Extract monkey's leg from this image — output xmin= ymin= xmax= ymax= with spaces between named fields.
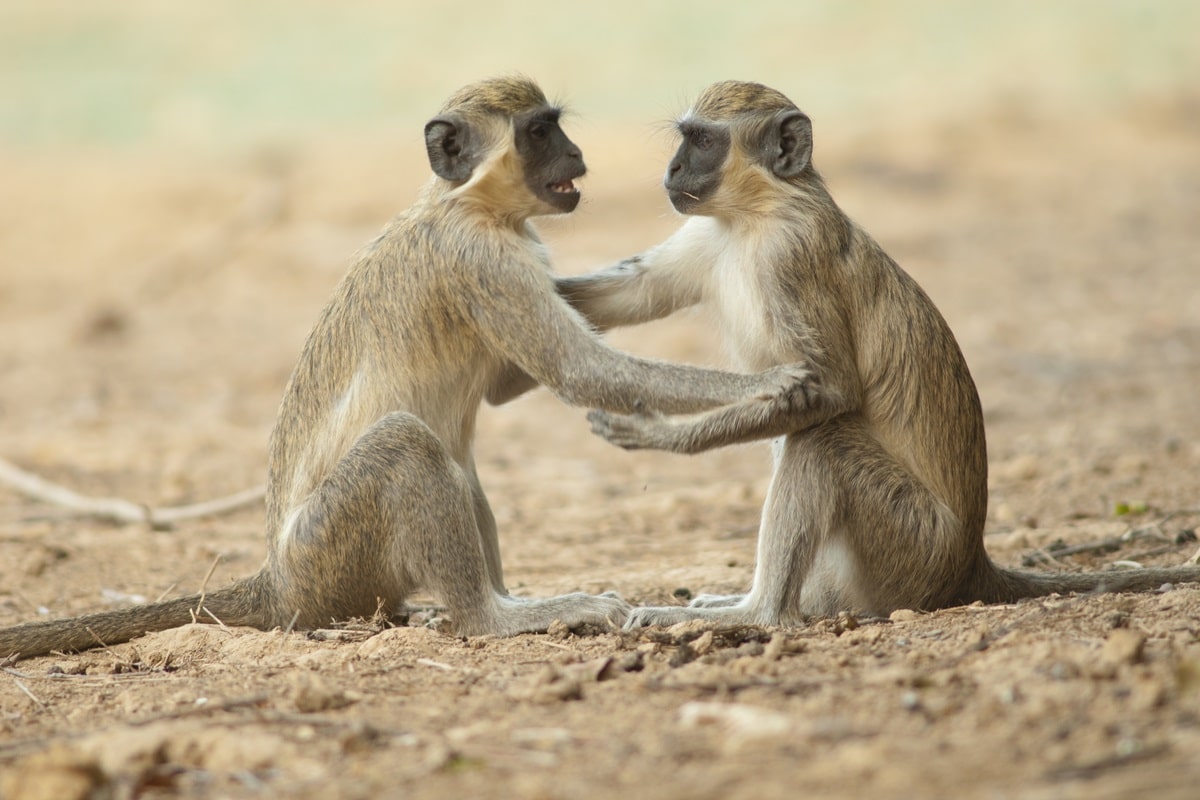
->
xmin=624 ymin=438 xmax=817 ymax=628
xmin=804 ymin=420 xmax=970 ymax=614
xmin=280 ymin=412 xmax=628 ymax=635
xmin=464 ymin=461 xmax=507 ymax=595
xmin=273 ymin=412 xmax=469 ymax=627
xmin=625 ymin=418 xmax=965 ymax=628
xmin=741 ymin=419 xmax=967 ymax=619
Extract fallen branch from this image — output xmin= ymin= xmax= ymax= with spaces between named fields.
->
xmin=0 ymin=456 xmax=264 ymax=528
xmin=1021 ymin=514 xmax=1200 ymax=568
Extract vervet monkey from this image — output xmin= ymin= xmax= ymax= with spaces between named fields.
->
xmin=0 ymin=77 xmax=806 ymax=661
xmin=565 ymin=80 xmax=1200 ymax=627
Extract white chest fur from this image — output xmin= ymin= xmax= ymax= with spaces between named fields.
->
xmin=709 ymin=231 xmax=776 ymax=370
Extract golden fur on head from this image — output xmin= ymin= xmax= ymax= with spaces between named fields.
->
xmin=690 ymin=80 xmax=797 ymax=121
xmin=439 ymin=75 xmax=549 ymax=117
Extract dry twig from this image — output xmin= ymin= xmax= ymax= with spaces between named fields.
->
xmin=6 ymin=674 xmax=51 ymax=715
xmin=0 ymin=456 xmax=264 ymax=528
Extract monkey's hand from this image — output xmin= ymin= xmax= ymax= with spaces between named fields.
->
xmin=587 ymin=408 xmax=675 ymax=452
xmin=750 ymin=362 xmax=818 ymax=410
xmin=589 ymin=362 xmax=826 ymax=454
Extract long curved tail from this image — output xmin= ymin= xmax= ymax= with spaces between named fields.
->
xmin=964 ymin=558 xmax=1200 ymax=604
xmin=0 ymin=573 xmax=272 ymax=662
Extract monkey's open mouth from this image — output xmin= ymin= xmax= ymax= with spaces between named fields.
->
xmin=541 ymin=175 xmax=583 ymax=213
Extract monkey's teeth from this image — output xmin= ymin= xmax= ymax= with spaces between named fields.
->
xmin=550 ymin=181 xmax=577 ymax=193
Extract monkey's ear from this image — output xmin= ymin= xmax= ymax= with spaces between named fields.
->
xmin=766 ymin=110 xmax=813 ymax=179
xmin=424 ymin=116 xmax=475 ymax=182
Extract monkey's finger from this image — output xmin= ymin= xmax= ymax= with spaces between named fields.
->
xmin=623 ymin=606 xmax=691 ymax=629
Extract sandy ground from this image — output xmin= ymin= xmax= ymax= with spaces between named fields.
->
xmin=1 ymin=93 xmax=1199 ymax=798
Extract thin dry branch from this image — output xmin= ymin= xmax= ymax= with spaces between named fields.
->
xmin=0 ymin=456 xmax=264 ymax=528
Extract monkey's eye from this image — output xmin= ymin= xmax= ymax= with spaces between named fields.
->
xmin=529 ymin=122 xmax=548 ymax=140
xmin=692 ymin=131 xmax=713 ymax=150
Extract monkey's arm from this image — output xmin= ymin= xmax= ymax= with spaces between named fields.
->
xmin=557 ymin=226 xmax=710 ymax=331
xmin=489 ymin=253 xmax=691 ymax=403
xmin=557 ymin=255 xmax=702 ymax=332
xmin=473 ymin=262 xmax=802 ymax=416
xmin=588 ymin=379 xmax=847 ymax=454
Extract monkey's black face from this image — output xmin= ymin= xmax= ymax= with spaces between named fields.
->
xmin=515 ymin=107 xmax=586 ymax=214
xmin=665 ymin=121 xmax=730 ymax=214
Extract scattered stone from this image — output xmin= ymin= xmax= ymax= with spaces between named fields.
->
xmin=735 ymin=640 xmax=765 ymax=658
xmin=596 ymin=651 xmax=645 ymax=680
xmin=339 ymin=722 xmax=385 ymax=755
xmin=762 ymin=633 xmax=806 ymax=660
xmin=668 ymin=642 xmax=698 ymax=668
xmin=1099 ymin=629 xmax=1146 ymax=668
xmin=666 ymin=618 xmax=713 ymax=639
xmin=1105 ymin=610 xmax=1130 ymax=629
xmin=690 ymin=630 xmax=715 ymax=656
xmin=546 ymin=620 xmax=572 ymax=640
xmin=290 ymin=672 xmax=356 ymax=713
xmin=520 ymin=665 xmax=584 ymax=703
xmin=48 ymin=661 xmax=89 ymax=676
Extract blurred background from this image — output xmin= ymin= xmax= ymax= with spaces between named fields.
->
xmin=2 ymin=0 xmax=1197 ymax=149
xmin=0 ymin=0 xmax=1195 ymax=148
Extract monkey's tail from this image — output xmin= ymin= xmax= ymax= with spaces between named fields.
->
xmin=0 ymin=573 xmax=273 ymax=662
xmin=963 ymin=557 xmax=1200 ymax=604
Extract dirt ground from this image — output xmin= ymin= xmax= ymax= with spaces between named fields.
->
xmin=1 ymin=87 xmax=1199 ymax=798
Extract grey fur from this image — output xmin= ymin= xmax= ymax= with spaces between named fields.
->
xmin=567 ymin=81 xmax=1200 ymax=628
xmin=0 ymin=77 xmax=807 ymax=662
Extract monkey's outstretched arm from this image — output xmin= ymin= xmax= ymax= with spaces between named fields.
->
xmin=473 ymin=261 xmax=803 ymax=416
xmin=494 ymin=252 xmax=694 ymax=404
xmin=488 ymin=236 xmax=712 ymax=406
xmin=588 ymin=376 xmax=848 ymax=454
xmin=557 ymin=226 xmax=710 ymax=331
xmin=558 ymin=256 xmax=701 ymax=331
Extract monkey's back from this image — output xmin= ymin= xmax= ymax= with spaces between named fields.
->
xmin=848 ymin=231 xmax=989 ymax=538
xmin=264 ymin=203 xmax=512 ymax=538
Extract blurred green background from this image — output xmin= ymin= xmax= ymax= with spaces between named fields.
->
xmin=1 ymin=0 xmax=1196 ymax=150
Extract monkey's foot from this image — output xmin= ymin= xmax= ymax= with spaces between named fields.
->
xmin=688 ymin=593 xmax=745 ymax=609
xmin=623 ymin=604 xmax=756 ymax=629
xmin=486 ymin=591 xmax=631 ymax=636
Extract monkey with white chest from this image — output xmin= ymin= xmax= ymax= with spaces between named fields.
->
xmin=567 ymin=80 xmax=1200 ymax=626
xmin=0 ymin=77 xmax=807 ymax=661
